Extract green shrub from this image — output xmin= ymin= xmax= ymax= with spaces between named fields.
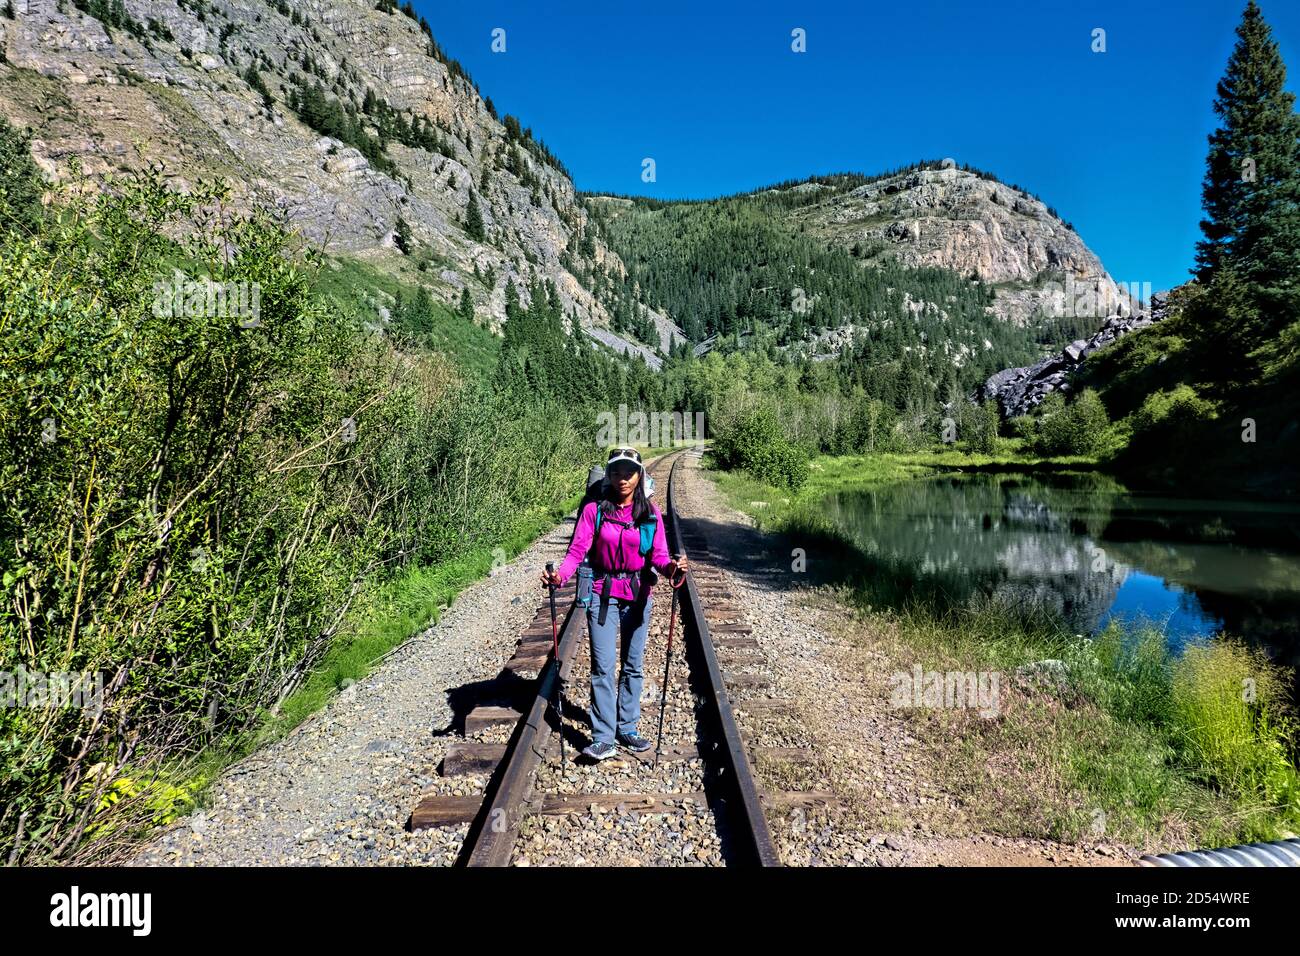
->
xmin=711 ymin=405 xmax=808 ymax=491
xmin=1028 ymin=388 xmax=1111 ymax=456
xmin=0 ymin=116 xmax=44 ymax=236
xmin=1064 ymin=388 xmax=1111 ymax=455
xmin=1009 ymin=414 xmax=1036 ymax=442
xmin=1121 ymin=384 xmax=1218 ymax=467
xmin=962 ymin=399 xmax=1001 ymax=454
xmin=833 ymin=396 xmax=892 ymax=455
xmin=0 ymin=171 xmax=598 ymax=862
xmin=1029 ymin=392 xmax=1068 ymax=455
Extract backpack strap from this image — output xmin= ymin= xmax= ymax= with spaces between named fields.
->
xmin=590 ymin=507 xmax=657 ymax=564
xmin=637 ymin=515 xmax=657 ymax=557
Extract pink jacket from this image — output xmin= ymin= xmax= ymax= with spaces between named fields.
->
xmin=556 ymin=500 xmax=673 ymax=602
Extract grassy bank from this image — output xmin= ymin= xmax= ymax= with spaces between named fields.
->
xmin=709 ymin=447 xmax=1096 ymax=528
xmin=707 ymin=449 xmax=1300 ymax=848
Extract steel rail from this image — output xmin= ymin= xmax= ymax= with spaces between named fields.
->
xmin=457 ymin=449 xmax=780 ymax=866
xmin=459 ymin=593 xmax=583 ymax=866
xmin=665 ymin=453 xmax=782 ymax=866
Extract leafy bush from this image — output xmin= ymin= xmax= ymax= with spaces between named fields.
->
xmin=1120 ymin=384 xmax=1218 ymax=468
xmin=711 ymin=405 xmax=808 ymax=491
xmin=0 ymin=172 xmax=597 ymax=862
xmin=1028 ymin=388 xmax=1111 ymax=456
xmin=962 ymin=399 xmax=1001 ymax=454
xmin=1008 ymin=414 xmax=1036 ymax=442
xmin=0 ymin=116 xmax=44 ymax=237
xmin=1064 ymin=388 xmax=1111 ymax=455
xmin=832 ymin=396 xmax=892 ymax=455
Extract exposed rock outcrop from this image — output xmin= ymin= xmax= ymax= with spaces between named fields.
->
xmin=791 ymin=166 xmax=1131 ymax=327
xmin=976 ymin=293 xmax=1170 ymax=417
xmin=0 ymin=0 xmax=680 ymax=363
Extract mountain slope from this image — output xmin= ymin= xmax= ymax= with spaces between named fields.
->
xmin=0 ymin=0 xmax=680 ymax=364
xmin=589 ymin=163 xmax=1134 ymax=396
xmin=788 ymin=164 xmax=1128 ymax=328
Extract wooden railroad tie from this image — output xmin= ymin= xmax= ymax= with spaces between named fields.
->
xmin=465 ymin=705 xmax=523 ymax=734
xmin=715 ymin=638 xmax=760 ymax=652
xmin=724 ymin=672 xmax=772 ymax=691
xmin=410 ymin=788 xmax=839 ymax=829
xmin=442 ymin=741 xmax=507 ymax=776
xmin=444 ymin=737 xmax=701 ymax=777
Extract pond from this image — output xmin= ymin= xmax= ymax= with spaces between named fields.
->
xmin=822 ymin=472 xmax=1300 ymax=676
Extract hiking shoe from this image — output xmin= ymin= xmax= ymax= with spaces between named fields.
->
xmin=582 ymin=740 xmax=617 ymax=761
xmin=617 ymin=732 xmax=652 ymax=753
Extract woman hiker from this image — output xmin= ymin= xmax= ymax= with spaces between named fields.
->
xmin=540 ymin=448 xmax=688 ymax=760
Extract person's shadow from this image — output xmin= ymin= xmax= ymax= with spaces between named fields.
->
xmin=431 ymin=667 xmax=591 ymax=750
xmin=431 ymin=668 xmax=533 ymax=738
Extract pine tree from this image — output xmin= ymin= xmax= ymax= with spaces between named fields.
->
xmin=394 ymin=216 xmax=412 ymax=254
xmin=465 ymin=190 xmax=485 ymax=241
xmin=458 ymin=287 xmax=474 ymax=323
xmin=504 ymin=279 xmax=521 ymax=322
xmin=0 ymin=116 xmax=44 ymax=236
xmin=243 ymin=65 xmax=274 ymax=110
xmin=1195 ymin=0 xmax=1300 ymax=309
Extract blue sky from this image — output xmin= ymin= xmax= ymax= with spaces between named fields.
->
xmin=417 ymin=0 xmax=1299 ymax=293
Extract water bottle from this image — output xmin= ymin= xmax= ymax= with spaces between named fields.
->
xmin=576 ymin=559 xmax=594 ymax=607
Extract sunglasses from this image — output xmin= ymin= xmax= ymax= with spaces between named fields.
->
xmin=607 ymin=447 xmax=642 ymax=463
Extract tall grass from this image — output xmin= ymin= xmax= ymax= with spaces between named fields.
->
xmin=1068 ymin=628 xmax=1300 ymax=841
xmin=1169 ymin=642 xmax=1300 ymax=831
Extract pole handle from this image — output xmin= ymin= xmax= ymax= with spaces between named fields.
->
xmin=670 ymin=552 xmax=687 ymax=588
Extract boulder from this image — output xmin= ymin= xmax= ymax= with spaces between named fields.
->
xmin=976 ymin=293 xmax=1169 ymax=417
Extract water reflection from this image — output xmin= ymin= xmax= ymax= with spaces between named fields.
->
xmin=823 ymin=473 xmax=1300 ymax=674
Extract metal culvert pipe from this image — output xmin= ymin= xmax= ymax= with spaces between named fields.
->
xmin=1140 ymin=838 xmax=1300 ymax=867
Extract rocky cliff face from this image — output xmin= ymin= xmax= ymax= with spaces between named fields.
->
xmin=791 ymin=165 xmax=1129 ymax=327
xmin=976 ymin=293 xmax=1170 ymax=417
xmin=0 ymin=0 xmax=679 ymax=364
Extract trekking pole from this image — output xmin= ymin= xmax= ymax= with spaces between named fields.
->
xmin=546 ymin=562 xmax=566 ymax=765
xmin=654 ymin=555 xmax=688 ymax=768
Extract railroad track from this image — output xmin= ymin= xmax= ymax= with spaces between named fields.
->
xmin=408 ymin=449 xmax=833 ymax=866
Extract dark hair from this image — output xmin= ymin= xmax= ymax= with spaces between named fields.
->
xmin=599 ymin=469 xmax=651 ymax=526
